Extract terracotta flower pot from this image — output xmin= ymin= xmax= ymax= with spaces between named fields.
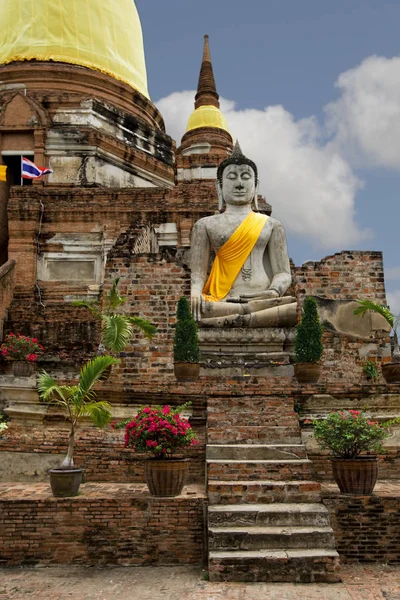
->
xmin=382 ymin=363 xmax=400 ymax=384
xmin=174 ymin=362 xmax=200 ymax=382
xmin=332 ymin=456 xmax=378 ymax=495
xmin=294 ymin=362 xmax=321 ymax=384
xmin=48 ymin=467 xmax=84 ymax=497
xmin=12 ymin=360 xmax=35 ymax=377
xmin=144 ymin=458 xmax=188 ymax=497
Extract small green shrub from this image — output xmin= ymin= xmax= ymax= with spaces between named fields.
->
xmin=294 ymin=296 xmax=323 ymax=363
xmin=173 ymin=297 xmax=200 ymax=363
xmin=363 ymin=360 xmax=379 ymax=380
xmin=309 ymin=410 xmax=397 ymax=458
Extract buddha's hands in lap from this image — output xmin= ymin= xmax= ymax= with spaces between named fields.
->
xmin=240 ymin=289 xmax=280 ymax=300
xmin=191 ymin=294 xmax=205 ymax=321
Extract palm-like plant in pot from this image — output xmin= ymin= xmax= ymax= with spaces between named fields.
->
xmin=38 ymin=355 xmax=118 ymax=497
xmin=73 ymin=278 xmax=156 ymax=376
xmin=294 ymin=296 xmax=323 ymax=383
xmin=354 ymin=299 xmax=400 ymax=383
xmin=173 ymin=296 xmax=200 ymax=382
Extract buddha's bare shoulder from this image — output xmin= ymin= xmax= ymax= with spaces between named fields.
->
xmin=193 ymin=214 xmax=223 ymax=229
xmin=267 ymin=216 xmax=285 ymax=231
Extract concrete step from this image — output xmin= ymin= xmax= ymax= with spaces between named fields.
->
xmin=208 ymin=480 xmax=321 ymax=505
xmin=207 ymin=459 xmax=313 ymax=481
xmin=208 ymin=549 xmax=341 ymax=583
xmin=209 ymin=525 xmax=336 ymax=551
xmin=206 ymin=444 xmax=308 ymax=460
xmin=208 ymin=503 xmax=331 ymax=528
xmin=207 ymin=426 xmax=301 ymax=445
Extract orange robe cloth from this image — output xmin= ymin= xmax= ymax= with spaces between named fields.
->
xmin=202 ymin=211 xmax=268 ymax=302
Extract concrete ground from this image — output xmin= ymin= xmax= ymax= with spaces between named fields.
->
xmin=1 ymin=563 xmax=400 ymax=600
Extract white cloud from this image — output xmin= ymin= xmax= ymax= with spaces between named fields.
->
xmin=327 ymin=55 xmax=400 ymax=169
xmin=387 ymin=290 xmax=400 ymax=315
xmin=157 ymin=91 xmax=370 ymax=250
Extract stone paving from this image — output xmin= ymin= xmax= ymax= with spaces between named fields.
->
xmin=1 ymin=563 xmax=400 ymax=600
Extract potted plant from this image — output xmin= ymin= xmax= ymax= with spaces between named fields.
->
xmin=73 ymin=278 xmax=156 ymax=377
xmin=293 ymin=296 xmax=323 ymax=383
xmin=38 ymin=355 xmax=118 ymax=497
xmin=173 ymin=296 xmax=200 ymax=382
xmin=0 ymin=333 xmax=44 ymax=377
xmin=0 ymin=414 xmax=8 ymax=437
xmin=354 ymin=299 xmax=400 ymax=383
xmin=309 ymin=410 xmax=397 ymax=494
xmin=114 ymin=403 xmax=198 ymax=497
xmin=362 ymin=360 xmax=379 ymax=381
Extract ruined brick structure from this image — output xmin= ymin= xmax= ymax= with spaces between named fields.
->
xmin=0 ymin=5 xmax=399 ymax=583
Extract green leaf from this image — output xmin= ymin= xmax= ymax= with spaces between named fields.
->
xmin=71 ymin=300 xmax=101 ymax=319
xmin=354 ymin=299 xmax=394 ymax=328
xmin=102 ymin=314 xmax=134 ymax=353
xmin=79 ymin=400 xmax=112 ymax=426
xmin=105 ymin=278 xmax=125 ymax=313
xmin=127 ymin=316 xmax=157 ymax=340
xmin=78 ymin=355 xmax=118 ymax=398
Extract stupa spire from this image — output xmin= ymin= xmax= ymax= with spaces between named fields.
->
xmin=195 ymin=34 xmax=219 ymax=109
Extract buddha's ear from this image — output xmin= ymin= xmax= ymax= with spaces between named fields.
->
xmin=216 ymin=180 xmax=225 ymax=211
xmin=253 ymin=183 xmax=260 ymax=211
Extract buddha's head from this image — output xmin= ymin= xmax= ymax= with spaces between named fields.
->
xmin=216 ymin=141 xmax=259 ymax=210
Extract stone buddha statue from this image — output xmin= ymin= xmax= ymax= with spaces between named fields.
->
xmin=190 ymin=142 xmax=297 ymax=328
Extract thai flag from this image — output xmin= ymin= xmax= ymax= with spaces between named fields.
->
xmin=21 ymin=157 xmax=53 ymax=179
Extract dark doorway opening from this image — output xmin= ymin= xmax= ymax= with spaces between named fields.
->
xmin=2 ymin=155 xmax=33 ymax=186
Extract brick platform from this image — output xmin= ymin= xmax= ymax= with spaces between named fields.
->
xmin=322 ymin=480 xmax=400 ymax=564
xmin=0 ymin=482 xmax=206 ymax=567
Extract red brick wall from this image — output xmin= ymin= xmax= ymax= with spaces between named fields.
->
xmin=103 ymin=223 xmax=191 ymax=381
xmin=294 ymin=251 xmax=386 ymax=302
xmin=0 ymin=258 xmax=15 ymax=340
xmin=0 ymin=485 xmax=205 ymax=566
xmin=323 ymin=491 xmax=400 ymax=563
xmin=293 ymin=251 xmax=389 ymax=384
xmin=308 ymin=450 xmax=400 ymax=482
xmin=0 ymin=422 xmax=206 ymax=485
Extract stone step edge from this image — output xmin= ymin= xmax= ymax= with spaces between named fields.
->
xmin=208 ymin=479 xmax=321 ymax=487
xmin=208 ymin=503 xmax=329 ymax=513
xmin=209 ymin=526 xmax=334 ymax=535
xmin=207 ymin=459 xmax=311 ymax=465
xmin=207 ymin=444 xmax=306 ymax=449
xmin=209 ymin=548 xmax=339 ymax=559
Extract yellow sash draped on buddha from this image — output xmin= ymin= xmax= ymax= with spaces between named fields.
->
xmin=202 ymin=212 xmax=268 ymax=302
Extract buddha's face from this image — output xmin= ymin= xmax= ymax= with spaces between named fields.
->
xmin=221 ymin=164 xmax=256 ymax=206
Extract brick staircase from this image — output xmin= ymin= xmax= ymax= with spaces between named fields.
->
xmin=206 ymin=394 xmax=340 ymax=583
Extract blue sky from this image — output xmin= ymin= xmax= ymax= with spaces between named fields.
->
xmin=136 ymin=0 xmax=400 ymax=311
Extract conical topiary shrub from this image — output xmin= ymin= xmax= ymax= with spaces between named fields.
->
xmin=294 ymin=296 xmax=323 ymax=383
xmin=173 ymin=296 xmax=200 ymax=382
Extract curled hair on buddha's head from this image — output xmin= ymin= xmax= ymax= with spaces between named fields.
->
xmin=217 ymin=140 xmax=258 ymax=187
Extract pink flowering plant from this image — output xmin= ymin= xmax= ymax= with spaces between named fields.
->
xmin=309 ymin=410 xmax=398 ymax=459
xmin=0 ymin=333 xmax=44 ymax=362
xmin=113 ymin=403 xmax=198 ymax=459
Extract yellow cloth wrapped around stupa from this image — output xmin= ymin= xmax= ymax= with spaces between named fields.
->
xmin=0 ymin=0 xmax=149 ymax=98
xmin=203 ymin=212 xmax=268 ymax=302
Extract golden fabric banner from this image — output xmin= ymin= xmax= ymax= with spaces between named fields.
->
xmin=203 ymin=212 xmax=268 ymax=302
xmin=0 ymin=0 xmax=149 ymax=98
xmin=0 ymin=166 xmax=7 ymax=182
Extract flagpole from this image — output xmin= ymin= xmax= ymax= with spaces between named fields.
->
xmin=20 ymin=156 xmax=23 ymax=186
